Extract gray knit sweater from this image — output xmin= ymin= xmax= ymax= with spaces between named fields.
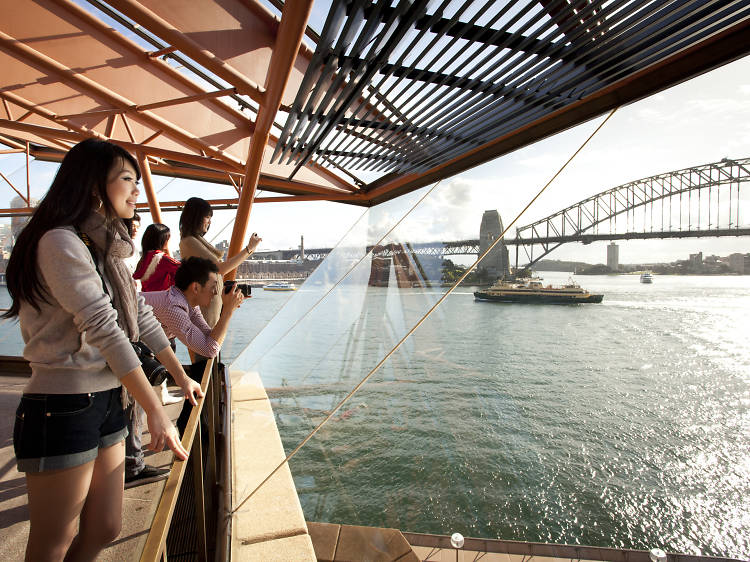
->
xmin=19 ymin=227 xmax=171 ymax=394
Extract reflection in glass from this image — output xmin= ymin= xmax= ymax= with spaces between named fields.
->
xmin=230 ymin=171 xmax=749 ymax=558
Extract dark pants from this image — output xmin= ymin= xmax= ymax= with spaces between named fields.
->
xmin=124 ymin=401 xmax=144 ymax=477
xmin=125 ymin=338 xmax=176 ymax=477
xmin=177 ymin=360 xmax=209 ymax=436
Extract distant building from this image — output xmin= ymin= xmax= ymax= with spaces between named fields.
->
xmin=704 ymin=254 xmax=720 ymax=264
xmin=689 ymin=251 xmax=703 ymax=269
xmin=215 ymin=240 xmax=229 ymax=254
xmin=606 ymin=242 xmax=619 ymax=270
xmin=479 ymin=210 xmax=510 ymax=280
xmin=253 ymin=250 xmax=287 ymax=260
xmin=728 ymin=253 xmax=750 ymax=274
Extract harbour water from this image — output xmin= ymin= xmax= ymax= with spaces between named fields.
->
xmin=1 ymin=273 xmax=748 ymax=558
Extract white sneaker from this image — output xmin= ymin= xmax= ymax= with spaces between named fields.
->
xmin=161 ymin=380 xmax=183 ymax=405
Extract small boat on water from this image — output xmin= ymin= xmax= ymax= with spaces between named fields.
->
xmin=263 ymin=281 xmax=297 ymax=291
xmin=474 ymin=277 xmax=603 ymax=304
xmin=640 ymin=271 xmax=654 ymax=284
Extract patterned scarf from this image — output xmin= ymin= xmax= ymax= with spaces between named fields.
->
xmin=80 ymin=213 xmax=140 ymax=342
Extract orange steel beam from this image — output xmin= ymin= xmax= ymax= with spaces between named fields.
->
xmin=0 ymin=134 xmax=25 ymax=149
xmin=120 ymin=114 xmax=136 ymax=143
xmin=0 ymin=207 xmax=36 ymax=215
xmin=0 ymin=118 xmax=243 ymax=174
xmin=135 ymin=198 xmax=237 ymax=210
xmin=0 ymin=148 xmax=25 ymax=154
xmin=55 ymin=88 xmax=238 ymax=120
xmin=106 ymin=0 xmax=266 ymax=104
xmin=54 ymin=0 xmax=355 ymax=193
xmin=11 ymin=133 xmax=356 ymax=199
xmin=140 ymin=130 xmax=163 ymax=145
xmin=0 ymin=171 xmax=28 ymax=203
xmin=148 ymin=45 xmax=178 ymax=58
xmin=137 ymin=151 xmax=163 ymax=225
xmin=133 ymin=192 xmax=363 ymax=210
xmin=252 ymin=193 xmax=364 ymax=203
xmin=1 ymin=98 xmax=12 ymax=119
xmin=25 ymin=141 xmax=30 ymax=201
xmin=226 ymin=0 xmax=315 ymax=281
xmin=0 ymin=189 xmax=362 ymax=217
xmin=54 ymin=0 xmax=252 ymax=127
xmin=258 ymin=175 xmax=356 ymax=195
xmin=228 ymin=174 xmax=241 ymax=195
xmin=0 ymin=29 xmax=245 ymax=171
xmin=104 ymin=114 xmax=117 ymax=138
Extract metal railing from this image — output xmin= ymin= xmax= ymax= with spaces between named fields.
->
xmin=140 ymin=357 xmax=232 ymax=562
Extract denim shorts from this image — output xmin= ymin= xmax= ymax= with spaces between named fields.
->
xmin=14 ymin=387 xmax=128 ymax=473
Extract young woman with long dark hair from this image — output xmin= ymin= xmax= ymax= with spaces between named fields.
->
xmin=179 ymin=197 xmax=261 ymax=328
xmin=5 ymin=139 xmax=203 ymax=561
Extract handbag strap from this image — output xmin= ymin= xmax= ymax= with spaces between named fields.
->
xmin=75 ymin=226 xmax=110 ymax=298
xmin=77 ymin=227 xmax=150 ymax=359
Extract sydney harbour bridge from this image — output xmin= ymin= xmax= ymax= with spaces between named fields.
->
xmin=257 ymin=156 xmax=749 ymax=270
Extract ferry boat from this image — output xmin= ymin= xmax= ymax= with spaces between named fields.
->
xmin=474 ymin=278 xmax=604 ymax=304
xmin=640 ymin=271 xmax=654 ymax=283
xmin=263 ymin=281 xmax=296 ymax=291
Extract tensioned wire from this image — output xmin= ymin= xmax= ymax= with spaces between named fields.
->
xmin=229 ymin=107 xmax=618 ymax=516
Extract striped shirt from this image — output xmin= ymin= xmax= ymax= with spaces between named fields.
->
xmin=141 ymin=286 xmax=220 ymax=358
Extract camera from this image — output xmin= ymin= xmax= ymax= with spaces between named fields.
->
xmin=223 ymin=280 xmax=251 ymax=297
xmin=131 ymin=342 xmax=169 ymax=386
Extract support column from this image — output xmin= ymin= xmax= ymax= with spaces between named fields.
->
xmin=25 ymin=141 xmax=30 ymax=203
xmin=137 ymin=151 xmax=163 ymax=225
xmin=225 ymin=0 xmax=314 ymax=280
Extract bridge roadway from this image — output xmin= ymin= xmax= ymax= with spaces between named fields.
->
xmin=255 ymin=227 xmax=750 ymax=262
xmin=254 ymin=156 xmax=749 ymax=266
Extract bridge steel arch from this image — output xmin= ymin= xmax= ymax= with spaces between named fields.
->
xmin=513 ymin=157 xmax=750 ymax=268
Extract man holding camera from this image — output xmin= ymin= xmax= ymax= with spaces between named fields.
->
xmin=142 ymin=257 xmax=244 ymax=359
xmin=125 ymin=257 xmax=244 ymax=484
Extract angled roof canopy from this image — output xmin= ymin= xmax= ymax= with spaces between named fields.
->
xmin=1 ymin=0 xmax=749 ymax=211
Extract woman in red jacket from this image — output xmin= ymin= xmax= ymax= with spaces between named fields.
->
xmin=133 ymin=223 xmax=183 ymax=405
xmin=133 ymin=223 xmax=181 ymax=292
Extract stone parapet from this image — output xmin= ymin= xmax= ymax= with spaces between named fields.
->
xmin=230 ymin=369 xmax=316 ymax=561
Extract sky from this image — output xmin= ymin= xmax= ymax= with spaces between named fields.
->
xmin=1 ymin=51 xmax=749 ymax=267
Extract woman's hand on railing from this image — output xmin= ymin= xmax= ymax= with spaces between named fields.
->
xmin=122 ymin=367 xmax=190 ymax=461
xmin=146 ymin=405 xmax=189 ymax=460
xmin=154 ymin=345 xmax=204 ymax=406
xmin=179 ymin=376 xmax=203 ymax=406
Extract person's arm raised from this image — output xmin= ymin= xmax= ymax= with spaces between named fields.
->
xmin=216 ymin=233 xmax=262 ymax=276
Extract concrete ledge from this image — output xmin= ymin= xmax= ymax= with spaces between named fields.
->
xmin=233 ymin=532 xmax=316 ymax=561
xmin=230 ymin=369 xmax=315 ymax=560
xmin=230 ymin=369 xmax=267 ymax=401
